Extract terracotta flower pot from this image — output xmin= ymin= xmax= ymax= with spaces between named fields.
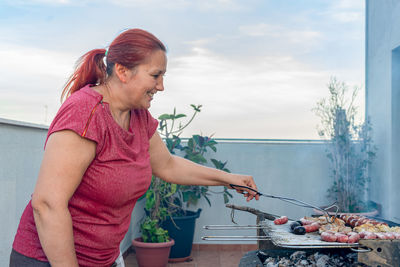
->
xmin=132 ymin=237 xmax=174 ymax=267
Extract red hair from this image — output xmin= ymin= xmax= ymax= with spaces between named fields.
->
xmin=61 ymin=29 xmax=166 ymax=101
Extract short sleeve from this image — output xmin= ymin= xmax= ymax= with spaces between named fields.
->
xmin=145 ymin=110 xmax=159 ymax=139
xmin=45 ymin=92 xmax=105 ymax=150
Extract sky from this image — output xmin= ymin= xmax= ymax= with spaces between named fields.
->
xmin=0 ymin=0 xmax=365 ymax=139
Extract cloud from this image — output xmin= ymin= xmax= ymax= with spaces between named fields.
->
xmin=238 ymin=23 xmax=275 ymax=37
xmin=330 ymin=11 xmax=362 ymax=23
xmin=327 ymin=0 xmax=365 ymax=23
xmin=333 ymin=0 xmax=364 ymax=10
xmin=238 ymin=23 xmax=322 ymax=44
xmin=106 ymin=0 xmax=246 ymax=11
xmin=0 ymin=43 xmax=75 ymax=78
xmin=108 ymin=0 xmax=188 ymax=8
xmin=0 ymin=42 xmax=77 ymax=124
xmin=5 ymin=0 xmax=72 ymax=5
xmin=149 ymin=46 xmax=336 ymax=139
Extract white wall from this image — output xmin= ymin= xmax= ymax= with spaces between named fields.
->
xmin=365 ymin=0 xmax=400 ymax=223
xmin=0 ymin=119 xmax=47 ymax=265
xmin=187 ymin=140 xmax=331 ymax=243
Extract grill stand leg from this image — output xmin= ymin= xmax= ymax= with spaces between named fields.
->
xmin=358 ymin=239 xmax=400 ymax=267
xmin=256 ymin=215 xmax=280 ymax=250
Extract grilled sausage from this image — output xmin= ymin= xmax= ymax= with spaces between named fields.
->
xmin=273 ymin=216 xmax=288 ymax=225
xmin=335 ymin=233 xmax=349 ymax=243
xmin=358 ymin=231 xmax=367 ymax=238
xmin=304 ymin=222 xmax=320 ymax=233
xmin=375 ymin=233 xmax=388 ymax=239
xmin=364 ymin=232 xmax=377 ymax=239
xmin=358 ymin=218 xmax=369 ymax=225
xmin=347 ymin=233 xmax=360 ymax=243
xmin=393 ymin=232 xmax=400 ymax=239
xmin=300 ymin=217 xmax=313 ymax=226
xmin=321 ymin=231 xmax=337 ymax=242
xmin=384 ymin=232 xmax=395 ymax=239
xmin=349 ymin=218 xmax=359 ymax=227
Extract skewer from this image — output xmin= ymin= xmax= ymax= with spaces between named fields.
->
xmin=204 ymin=224 xmax=267 ymax=230
xmin=201 ymin=235 xmax=271 ymax=241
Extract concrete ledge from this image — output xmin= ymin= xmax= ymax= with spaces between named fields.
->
xmin=0 ymin=118 xmax=48 ymax=130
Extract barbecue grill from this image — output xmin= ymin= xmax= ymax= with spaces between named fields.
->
xmin=202 ymin=204 xmax=400 ymax=267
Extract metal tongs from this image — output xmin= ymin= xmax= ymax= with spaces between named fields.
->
xmin=229 ymin=184 xmax=339 ymax=223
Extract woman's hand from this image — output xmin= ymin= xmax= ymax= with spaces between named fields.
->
xmin=228 ymin=174 xmax=260 ymax=202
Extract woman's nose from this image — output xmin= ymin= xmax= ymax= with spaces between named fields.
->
xmin=156 ymin=77 xmax=164 ymax=91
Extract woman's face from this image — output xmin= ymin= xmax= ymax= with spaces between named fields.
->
xmin=123 ymin=49 xmax=167 ymax=109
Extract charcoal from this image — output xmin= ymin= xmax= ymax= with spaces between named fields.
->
xmin=264 ymin=257 xmax=277 ymax=267
xmin=311 ymin=252 xmax=324 ymax=262
xmin=277 ymin=257 xmax=291 ymax=266
xmin=262 ymin=250 xmax=366 ymax=267
xmin=290 ymin=251 xmax=307 ymax=261
xmin=298 ymin=259 xmax=310 ymax=266
xmin=265 ymin=261 xmax=278 ymax=267
xmin=346 ymin=253 xmax=358 ymax=263
xmin=315 ymin=254 xmax=330 ymax=267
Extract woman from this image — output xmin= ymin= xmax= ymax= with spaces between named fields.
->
xmin=10 ymin=28 xmax=259 ymax=267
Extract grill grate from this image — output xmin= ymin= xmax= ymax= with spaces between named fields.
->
xmin=261 ymin=219 xmax=358 ymax=249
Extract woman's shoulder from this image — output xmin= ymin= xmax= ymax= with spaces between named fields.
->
xmin=47 ymin=85 xmax=106 ymax=147
xmin=63 ymin=85 xmax=103 ymax=110
xmin=51 ymin=85 xmax=105 ymax=128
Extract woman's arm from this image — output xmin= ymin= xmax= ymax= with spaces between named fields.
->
xmin=149 ymin=132 xmax=259 ymax=201
xmin=31 ymin=130 xmax=96 ymax=267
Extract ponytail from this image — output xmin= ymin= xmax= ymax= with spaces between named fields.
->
xmin=61 ymin=49 xmax=107 ymax=102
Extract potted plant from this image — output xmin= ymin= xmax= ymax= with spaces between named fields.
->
xmin=154 ymin=105 xmax=233 ymax=261
xmin=313 ymin=77 xmax=378 ymax=214
xmin=131 ymin=177 xmax=174 ymax=267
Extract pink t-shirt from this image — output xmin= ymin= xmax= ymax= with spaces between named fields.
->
xmin=13 ymin=85 xmax=158 ymax=266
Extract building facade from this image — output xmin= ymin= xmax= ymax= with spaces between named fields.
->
xmin=366 ymin=0 xmax=400 ymax=222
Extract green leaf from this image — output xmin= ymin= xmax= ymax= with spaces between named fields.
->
xmin=174 ymin=114 xmax=186 ymax=119
xmin=225 ymin=189 xmax=233 ymax=198
xmin=182 ymin=191 xmax=189 ymax=202
xmin=158 ymin=114 xmax=172 ymax=120
xmin=223 ymin=194 xmax=229 ymax=204
xmin=209 ymin=144 xmax=217 ymax=152
xmin=192 ymin=135 xmax=200 ymax=145
xmin=207 ymin=140 xmax=218 ymax=146
xmin=204 ymin=195 xmax=211 ymax=206
xmin=165 ymin=183 xmax=177 ymax=197
xmin=190 ymin=104 xmax=202 ymax=112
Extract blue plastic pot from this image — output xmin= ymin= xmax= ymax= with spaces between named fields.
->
xmin=161 ymin=208 xmax=202 ymax=260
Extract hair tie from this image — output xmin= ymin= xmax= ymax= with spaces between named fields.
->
xmin=105 ymin=48 xmax=109 ymax=57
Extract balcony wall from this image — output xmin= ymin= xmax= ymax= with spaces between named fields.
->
xmin=185 ymin=139 xmax=332 ymax=243
xmin=0 ymin=118 xmax=333 ymax=265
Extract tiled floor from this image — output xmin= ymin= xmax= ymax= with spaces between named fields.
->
xmin=124 ymin=244 xmax=257 ymax=267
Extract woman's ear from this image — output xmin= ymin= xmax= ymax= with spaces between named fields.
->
xmin=114 ymin=63 xmax=129 ymax=83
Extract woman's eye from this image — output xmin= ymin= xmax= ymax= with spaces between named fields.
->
xmin=152 ymin=73 xmax=165 ymax=79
